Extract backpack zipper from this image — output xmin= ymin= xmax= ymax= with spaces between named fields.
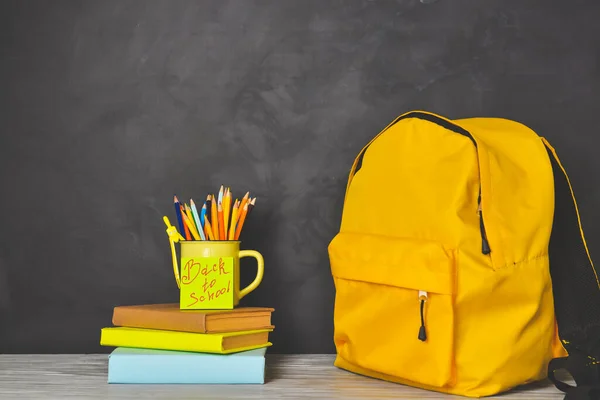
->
xmin=478 ymin=202 xmax=491 ymax=254
xmin=353 ymin=111 xmax=491 ymax=255
xmin=418 ymin=290 xmax=428 ymax=341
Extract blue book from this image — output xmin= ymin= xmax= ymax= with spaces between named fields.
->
xmin=108 ymin=347 xmax=266 ymax=384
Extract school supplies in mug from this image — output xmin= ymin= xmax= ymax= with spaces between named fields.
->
xmin=164 ymin=218 xmax=264 ymax=310
xmin=163 ymin=186 xmax=263 ymax=310
xmin=172 ymin=189 xmax=255 ymax=242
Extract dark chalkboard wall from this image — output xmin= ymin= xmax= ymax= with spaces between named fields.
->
xmin=1 ymin=0 xmax=600 ymax=353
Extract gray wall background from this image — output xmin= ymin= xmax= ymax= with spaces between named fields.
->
xmin=1 ymin=0 xmax=599 ymax=353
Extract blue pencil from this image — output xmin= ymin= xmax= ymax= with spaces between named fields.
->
xmin=173 ymin=195 xmax=185 ymax=237
xmin=200 ymin=203 xmax=207 ymax=227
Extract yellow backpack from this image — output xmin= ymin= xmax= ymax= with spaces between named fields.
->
xmin=328 ymin=110 xmax=600 ymax=398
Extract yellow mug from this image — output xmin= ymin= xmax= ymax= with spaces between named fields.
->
xmin=164 ymin=217 xmax=264 ymax=310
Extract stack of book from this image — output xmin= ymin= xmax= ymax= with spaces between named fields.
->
xmin=99 ymin=304 xmax=274 ymax=384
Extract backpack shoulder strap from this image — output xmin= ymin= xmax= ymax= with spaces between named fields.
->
xmin=541 ymin=137 xmax=600 ymax=399
xmin=542 ymin=137 xmax=598 ymax=282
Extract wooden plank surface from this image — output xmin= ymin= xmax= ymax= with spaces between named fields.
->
xmin=0 ymin=354 xmax=566 ymax=399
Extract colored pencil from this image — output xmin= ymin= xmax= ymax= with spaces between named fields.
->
xmin=228 ymin=199 xmax=240 ymax=240
xmin=190 ymin=199 xmax=205 ymax=240
xmin=223 ymin=188 xmax=231 ymax=235
xmin=205 ymin=194 xmax=211 ymax=223
xmin=181 ymin=211 xmax=200 ymax=240
xmin=239 ymin=191 xmax=250 ymax=216
xmin=211 ymin=194 xmax=219 ymax=240
xmin=218 ymin=202 xmax=225 ymax=240
xmin=184 ymin=204 xmax=194 ymax=227
xmin=200 ymin=202 xmax=207 ymax=228
xmin=180 ymin=204 xmax=191 ymax=240
xmin=203 ymin=195 xmax=211 ymax=238
xmin=184 ymin=203 xmax=201 ymax=240
xmin=234 ymin=202 xmax=249 ymax=240
xmin=204 ymin=217 xmax=214 ymax=240
xmin=173 ymin=196 xmax=185 ymax=237
xmin=247 ymin=197 xmax=256 ymax=217
xmin=217 ymin=185 xmax=224 ymax=206
xmin=169 ymin=188 xmax=257 ymax=241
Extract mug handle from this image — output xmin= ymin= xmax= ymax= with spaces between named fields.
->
xmin=238 ymin=250 xmax=264 ymax=300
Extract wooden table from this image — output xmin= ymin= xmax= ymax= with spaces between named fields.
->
xmin=0 ymin=354 xmax=566 ymax=399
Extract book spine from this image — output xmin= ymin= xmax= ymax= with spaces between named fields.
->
xmin=111 ymin=309 xmax=206 ymax=333
xmin=100 ymin=328 xmax=222 ymax=353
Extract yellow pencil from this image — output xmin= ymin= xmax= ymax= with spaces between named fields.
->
xmin=204 ymin=217 xmax=214 ymax=240
xmin=181 ymin=211 xmax=200 ymax=240
xmin=184 ymin=204 xmax=196 ymax=230
xmin=234 ymin=202 xmax=249 ymax=240
xmin=223 ymin=188 xmax=231 ymax=236
xmin=211 ymin=194 xmax=219 ymax=240
xmin=228 ymin=199 xmax=240 ymax=240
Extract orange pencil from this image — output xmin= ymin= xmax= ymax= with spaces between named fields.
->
xmin=228 ymin=199 xmax=240 ymax=240
xmin=234 ymin=202 xmax=249 ymax=240
xmin=180 ymin=204 xmax=191 ymax=240
xmin=218 ymin=202 xmax=225 ymax=240
xmin=211 ymin=194 xmax=219 ymax=240
xmin=204 ymin=217 xmax=214 ymax=240
xmin=238 ymin=191 xmax=250 ymax=215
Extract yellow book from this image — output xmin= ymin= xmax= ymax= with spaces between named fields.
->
xmin=100 ymin=327 xmax=272 ymax=354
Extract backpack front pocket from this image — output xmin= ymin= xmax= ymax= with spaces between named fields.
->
xmin=329 ymin=232 xmax=456 ymax=388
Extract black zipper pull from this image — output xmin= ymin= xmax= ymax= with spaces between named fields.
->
xmin=478 ymin=203 xmax=491 ymax=255
xmin=418 ymin=291 xmax=427 ymax=342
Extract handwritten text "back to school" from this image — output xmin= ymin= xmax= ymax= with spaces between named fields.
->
xmin=181 ymin=257 xmax=231 ymax=307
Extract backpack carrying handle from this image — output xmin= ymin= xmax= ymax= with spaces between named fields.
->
xmin=345 ymin=113 xmax=407 ymax=200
